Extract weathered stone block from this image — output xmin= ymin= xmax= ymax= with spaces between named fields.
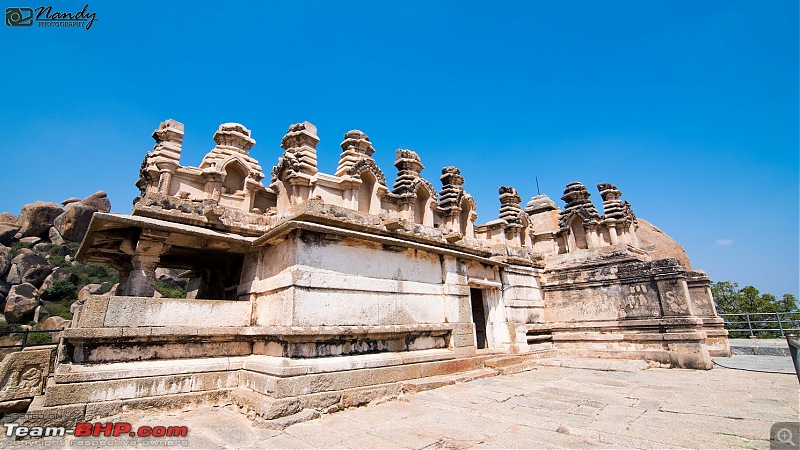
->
xmin=0 ymin=347 xmax=54 ymax=402
xmin=340 ymin=384 xmax=400 ymax=408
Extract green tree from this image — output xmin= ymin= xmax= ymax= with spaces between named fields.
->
xmin=712 ymin=281 xmax=799 ymax=337
xmin=778 ymin=294 xmax=799 ymax=312
xmin=711 ymin=281 xmax=742 ymax=314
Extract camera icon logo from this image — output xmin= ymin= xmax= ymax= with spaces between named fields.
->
xmin=6 ymin=7 xmax=33 ymax=27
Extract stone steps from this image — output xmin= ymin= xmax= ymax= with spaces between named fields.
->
xmin=232 ymin=387 xmax=303 ymax=420
xmin=229 ymin=351 xmax=555 ymax=427
xmin=496 ymin=359 xmax=541 ymax=375
xmin=483 ymin=354 xmax=532 ymax=368
xmin=537 ymin=357 xmax=649 ymax=372
xmin=255 ymin=409 xmax=321 ymax=430
xmin=401 ymin=375 xmax=456 ymax=393
xmin=449 ymin=367 xmax=498 ymax=382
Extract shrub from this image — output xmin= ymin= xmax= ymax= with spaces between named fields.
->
xmin=41 ymin=280 xmax=78 ymax=302
xmin=155 ymin=279 xmax=187 ymax=299
xmin=71 ymin=261 xmax=119 ymax=287
xmin=43 ymin=301 xmax=72 ymax=320
xmin=25 ymin=330 xmax=55 ymax=346
xmin=9 ymin=242 xmax=25 ymax=257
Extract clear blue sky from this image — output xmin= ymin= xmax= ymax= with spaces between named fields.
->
xmin=1 ymin=1 xmax=797 ymax=297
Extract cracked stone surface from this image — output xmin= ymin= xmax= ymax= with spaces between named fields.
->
xmin=12 ymin=356 xmax=799 ymax=449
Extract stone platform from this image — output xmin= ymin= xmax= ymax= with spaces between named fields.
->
xmin=11 ymin=355 xmax=795 ymax=449
xmin=729 ymin=338 xmax=792 ymax=356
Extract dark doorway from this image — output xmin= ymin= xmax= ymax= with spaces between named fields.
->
xmin=470 ymin=288 xmax=487 ymax=349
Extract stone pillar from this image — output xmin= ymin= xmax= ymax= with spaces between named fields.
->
xmin=585 ymin=222 xmax=599 ymax=249
xmin=606 ymin=220 xmax=619 ymax=245
xmin=157 ymin=171 xmax=173 ymax=194
xmin=627 ymin=224 xmax=640 ymax=247
xmin=125 ymin=239 xmax=166 ymax=297
xmin=127 ymin=254 xmax=160 ymax=297
xmin=288 ymin=177 xmax=312 ymax=206
xmin=156 ymin=162 xmax=178 ymax=195
xmin=201 ymin=171 xmax=222 ymax=202
xmin=340 ymin=180 xmax=360 ymax=210
xmin=116 ymin=270 xmax=130 ymax=295
xmin=655 ymin=275 xmax=695 ymax=317
xmin=442 ymin=258 xmax=475 ymax=358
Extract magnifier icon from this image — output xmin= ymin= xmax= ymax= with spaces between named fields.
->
xmin=777 ymin=428 xmax=797 ymax=446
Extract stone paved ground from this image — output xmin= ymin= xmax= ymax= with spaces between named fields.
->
xmin=102 ymin=357 xmax=800 ymax=449
xmin=5 ymin=356 xmax=799 ymax=449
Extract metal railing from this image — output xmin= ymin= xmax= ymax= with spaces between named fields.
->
xmin=0 ymin=328 xmax=64 ymax=351
xmin=719 ymin=311 xmax=800 ymax=338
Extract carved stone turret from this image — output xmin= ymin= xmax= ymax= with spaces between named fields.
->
xmin=391 ymin=149 xmax=426 ymax=200
xmin=274 ymin=121 xmax=319 ymax=179
xmin=598 ymin=183 xmax=634 ymax=223
xmin=524 ymin=194 xmax=557 ymax=215
xmin=213 ymin=123 xmax=256 ymax=154
xmin=136 ymin=119 xmax=185 ymax=196
xmin=151 ymin=119 xmax=184 ymax=163
xmin=336 ymin=130 xmax=372 ymax=175
xmin=438 ymin=166 xmax=465 ymax=214
xmin=199 ymin=123 xmax=263 ymax=183
xmin=558 ymin=182 xmax=600 ymax=232
xmin=334 ymin=130 xmax=385 ymax=184
xmin=498 ymin=186 xmax=523 ymax=224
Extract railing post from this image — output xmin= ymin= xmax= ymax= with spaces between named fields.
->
xmin=745 ymin=313 xmax=755 ymax=338
xmin=786 ymin=334 xmax=800 ymax=384
xmin=776 ymin=312 xmax=785 ymax=337
xmin=20 ymin=330 xmax=28 ymax=351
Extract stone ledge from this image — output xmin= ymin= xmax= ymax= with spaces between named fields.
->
xmin=243 ymin=349 xmax=455 ymax=377
xmin=527 ymin=316 xmax=705 ymax=333
xmin=65 ymin=324 xmax=455 ymax=342
xmin=54 ymin=356 xmax=248 ymax=383
xmin=84 ymin=389 xmax=233 ymax=421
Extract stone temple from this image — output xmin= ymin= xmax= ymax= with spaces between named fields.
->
xmin=2 ymin=120 xmax=730 ymax=422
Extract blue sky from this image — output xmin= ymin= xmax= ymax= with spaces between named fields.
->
xmin=1 ymin=1 xmax=797 ymax=297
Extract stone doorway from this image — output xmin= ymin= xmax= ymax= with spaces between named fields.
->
xmin=470 ymin=288 xmax=488 ymax=349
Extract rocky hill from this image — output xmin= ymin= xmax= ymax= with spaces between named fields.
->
xmin=0 ymin=191 xmax=122 ymax=339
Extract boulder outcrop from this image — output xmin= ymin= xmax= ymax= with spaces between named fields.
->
xmin=0 ymin=245 xmax=10 ymax=278
xmin=8 ymin=253 xmax=53 ymax=288
xmin=17 ymin=202 xmax=64 ymax=238
xmin=635 ymin=218 xmax=692 ymax=270
xmin=77 ymin=283 xmax=104 ymax=301
xmin=0 ymin=279 xmax=9 ymax=304
xmin=0 ymin=213 xmax=20 ymax=244
xmin=54 ymin=191 xmax=112 ymax=242
xmin=4 ymin=283 xmax=40 ymax=323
